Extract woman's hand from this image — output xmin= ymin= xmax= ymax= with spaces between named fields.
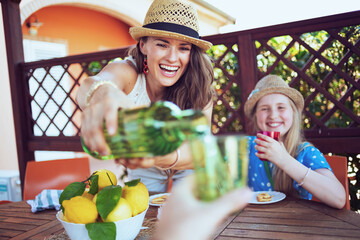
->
xmin=254 ymin=133 xmax=290 ymax=166
xmin=115 ymin=157 xmax=156 ymax=169
xmin=77 ymin=61 xmax=138 ymax=157
xmin=80 ymin=83 xmax=135 ymax=156
xmin=154 ymin=175 xmax=252 ymax=240
xmin=115 ymin=150 xmax=177 ymax=169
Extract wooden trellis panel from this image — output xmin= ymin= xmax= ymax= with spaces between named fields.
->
xmin=22 ymin=49 xmax=129 ymax=152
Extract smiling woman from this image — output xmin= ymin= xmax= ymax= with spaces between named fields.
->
xmin=76 ymin=0 xmax=215 ymax=192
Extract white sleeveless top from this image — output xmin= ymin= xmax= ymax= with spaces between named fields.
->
xmin=125 ymin=57 xmax=193 ymax=192
xmin=127 ymin=71 xmax=151 ymax=106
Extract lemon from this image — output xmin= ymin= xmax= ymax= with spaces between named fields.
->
xmin=82 ymin=188 xmax=94 ymax=201
xmin=104 ymin=198 xmax=132 ymax=222
xmin=62 ymin=196 xmax=98 ymax=224
xmin=93 ymin=169 xmax=117 ymax=190
xmin=122 ymin=182 xmax=149 ymax=216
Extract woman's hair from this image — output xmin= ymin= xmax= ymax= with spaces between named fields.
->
xmin=127 ymin=37 xmax=215 ymax=110
xmin=251 ymin=96 xmax=306 ymax=196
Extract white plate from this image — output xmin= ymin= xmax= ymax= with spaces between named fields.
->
xmin=149 ymin=193 xmax=170 ymax=207
xmin=249 ymin=191 xmax=286 ymax=204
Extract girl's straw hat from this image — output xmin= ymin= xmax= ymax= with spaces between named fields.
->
xmin=244 ymin=75 xmax=304 ymax=117
xmin=129 ymin=0 xmax=212 ymax=51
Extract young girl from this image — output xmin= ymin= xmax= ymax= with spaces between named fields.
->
xmin=244 ymin=75 xmax=346 ymax=209
xmin=77 ymin=0 xmax=214 ymax=192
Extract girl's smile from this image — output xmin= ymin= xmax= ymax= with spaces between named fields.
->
xmin=255 ymin=93 xmax=294 ymax=136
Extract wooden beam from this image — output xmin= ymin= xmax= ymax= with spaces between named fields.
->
xmin=1 ymin=0 xmax=32 ymax=193
xmin=236 ymin=34 xmax=257 ymax=133
xmin=27 ymin=137 xmax=83 ymax=152
xmin=309 ymin=137 xmax=360 ymax=154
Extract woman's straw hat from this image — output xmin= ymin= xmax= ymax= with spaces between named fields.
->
xmin=244 ymin=75 xmax=304 ymax=117
xmin=129 ymin=0 xmax=212 ymax=51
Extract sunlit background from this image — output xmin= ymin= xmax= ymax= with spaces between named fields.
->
xmin=206 ymin=0 xmax=360 ymax=33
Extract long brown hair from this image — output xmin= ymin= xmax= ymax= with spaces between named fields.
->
xmin=251 ymin=97 xmax=306 ymax=196
xmin=127 ymin=37 xmax=215 ymax=110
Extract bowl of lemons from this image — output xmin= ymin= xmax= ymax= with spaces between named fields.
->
xmin=56 ymin=169 xmax=149 ymax=240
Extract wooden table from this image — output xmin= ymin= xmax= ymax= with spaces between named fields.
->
xmin=1 ymin=197 xmax=360 ymax=240
xmin=213 ymin=197 xmax=360 ymax=239
xmin=0 ymin=201 xmax=158 ymax=240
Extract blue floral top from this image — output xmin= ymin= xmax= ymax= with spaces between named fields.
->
xmin=247 ymin=136 xmax=331 ymax=199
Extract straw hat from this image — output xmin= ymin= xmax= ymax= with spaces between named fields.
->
xmin=244 ymin=75 xmax=304 ymax=117
xmin=129 ymin=0 xmax=212 ymax=51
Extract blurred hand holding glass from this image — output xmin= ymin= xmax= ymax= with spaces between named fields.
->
xmin=190 ymin=134 xmax=248 ymax=201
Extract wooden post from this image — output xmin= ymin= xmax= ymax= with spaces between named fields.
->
xmin=236 ymin=34 xmax=258 ymax=134
xmin=1 ymin=0 xmax=33 ymax=194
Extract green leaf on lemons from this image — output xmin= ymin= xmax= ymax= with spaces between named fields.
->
xmin=125 ymin=178 xmax=140 ymax=187
xmin=59 ymin=182 xmax=86 ymax=212
xmin=86 ymin=222 xmax=116 ymax=240
xmin=88 ymin=174 xmax=99 ymax=195
xmin=96 ymin=185 xmax=122 ymax=220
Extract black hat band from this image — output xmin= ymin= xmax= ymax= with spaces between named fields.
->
xmin=143 ymin=22 xmax=199 ymax=39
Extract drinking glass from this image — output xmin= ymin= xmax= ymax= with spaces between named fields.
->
xmin=257 ymin=131 xmax=280 ymax=161
xmin=189 ymin=134 xmax=248 ymax=201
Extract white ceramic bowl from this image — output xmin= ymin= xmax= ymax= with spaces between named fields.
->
xmin=56 ymin=206 xmax=148 ymax=240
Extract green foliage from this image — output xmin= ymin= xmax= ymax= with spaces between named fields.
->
xmin=86 ymin=57 xmax=123 ymax=76
xmin=208 ymin=45 xmax=243 ymax=134
xmin=88 ymin=61 xmax=102 ymax=75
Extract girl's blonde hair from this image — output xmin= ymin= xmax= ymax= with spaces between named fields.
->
xmin=127 ymin=38 xmax=215 ymax=110
xmin=251 ymin=96 xmax=307 ymax=196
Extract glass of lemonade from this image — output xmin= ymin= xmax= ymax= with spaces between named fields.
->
xmin=256 ymin=131 xmax=280 ymax=161
xmin=189 ymin=134 xmax=249 ymax=201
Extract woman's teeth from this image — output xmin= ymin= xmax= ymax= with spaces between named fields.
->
xmin=160 ymin=65 xmax=179 ymax=73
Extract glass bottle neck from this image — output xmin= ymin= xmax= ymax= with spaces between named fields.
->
xmin=145 ymin=109 xmax=209 ymax=136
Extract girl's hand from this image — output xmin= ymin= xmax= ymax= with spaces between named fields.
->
xmin=254 ymin=133 xmax=290 ymax=165
xmin=80 ymin=85 xmax=134 ymax=157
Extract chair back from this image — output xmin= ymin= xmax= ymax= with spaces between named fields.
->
xmin=23 ymin=157 xmax=90 ymax=201
xmin=312 ymin=155 xmax=350 ymax=210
